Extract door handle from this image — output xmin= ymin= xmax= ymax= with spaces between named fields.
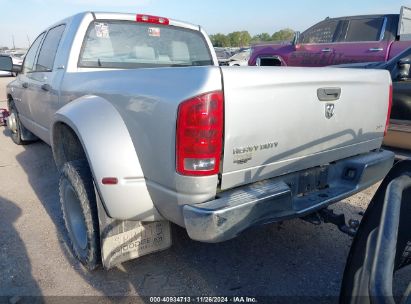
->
xmin=41 ymin=84 xmax=51 ymax=92
xmin=317 ymin=87 xmax=341 ymax=101
xmin=321 ymin=48 xmax=333 ymax=52
xmin=22 ymin=82 xmax=28 ymax=89
xmin=369 ymin=48 xmax=383 ymax=52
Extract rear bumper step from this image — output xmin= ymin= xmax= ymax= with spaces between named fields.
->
xmin=183 ymin=149 xmax=394 ymax=242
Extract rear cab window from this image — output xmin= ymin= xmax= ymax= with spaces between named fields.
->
xmin=78 ymin=20 xmax=213 ymax=68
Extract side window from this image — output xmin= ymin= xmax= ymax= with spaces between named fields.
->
xmin=36 ymin=24 xmax=66 ymax=72
xmin=344 ymin=18 xmax=384 ymax=42
xmin=22 ymin=33 xmax=45 ymax=74
xmin=300 ymin=20 xmax=339 ymax=44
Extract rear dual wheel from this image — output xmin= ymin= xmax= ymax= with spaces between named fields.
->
xmin=59 ymin=160 xmax=101 ymax=270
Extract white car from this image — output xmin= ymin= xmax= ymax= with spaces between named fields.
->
xmin=0 ymin=70 xmax=12 ymax=76
xmin=11 ymin=52 xmax=26 ymax=69
xmin=228 ymin=49 xmax=250 ymax=66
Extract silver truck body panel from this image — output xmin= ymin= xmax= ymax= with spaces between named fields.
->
xmin=54 ymin=95 xmax=162 ymax=221
xmin=18 ymin=69 xmax=65 ymax=144
xmin=56 ymin=67 xmax=222 ymax=222
xmin=220 ymin=66 xmax=391 ymax=189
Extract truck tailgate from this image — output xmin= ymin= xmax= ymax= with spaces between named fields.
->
xmin=220 ymin=66 xmax=391 ymax=189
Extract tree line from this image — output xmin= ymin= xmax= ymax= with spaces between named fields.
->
xmin=210 ymin=28 xmax=294 ymax=47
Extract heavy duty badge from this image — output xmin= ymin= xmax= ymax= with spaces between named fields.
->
xmin=325 ymin=103 xmax=335 ymax=119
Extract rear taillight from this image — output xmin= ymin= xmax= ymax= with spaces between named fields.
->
xmin=384 ymin=83 xmax=393 ymax=136
xmin=176 ymin=91 xmax=224 ymax=176
xmin=136 ymin=14 xmax=169 ymax=25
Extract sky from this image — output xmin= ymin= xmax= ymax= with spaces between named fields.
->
xmin=1 ymin=0 xmax=410 ymax=48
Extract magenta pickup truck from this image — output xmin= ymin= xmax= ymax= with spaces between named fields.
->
xmin=249 ymin=7 xmax=411 ymax=67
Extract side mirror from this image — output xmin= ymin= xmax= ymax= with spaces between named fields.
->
xmin=0 ymin=55 xmax=13 ymax=72
xmin=397 ymin=57 xmax=411 ymax=80
xmin=292 ymin=31 xmax=301 ymax=46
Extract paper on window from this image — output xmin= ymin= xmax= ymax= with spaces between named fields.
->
xmin=95 ymin=22 xmax=110 ymax=39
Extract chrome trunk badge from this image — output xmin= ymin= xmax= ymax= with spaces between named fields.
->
xmin=325 ymin=103 xmax=335 ymax=119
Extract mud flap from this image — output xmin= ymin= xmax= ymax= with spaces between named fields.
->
xmin=95 ymin=187 xmax=172 ymax=269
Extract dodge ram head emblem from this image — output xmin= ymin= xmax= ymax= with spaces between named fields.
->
xmin=325 ymin=103 xmax=335 ymax=119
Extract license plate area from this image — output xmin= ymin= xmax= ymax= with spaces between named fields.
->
xmin=289 ymin=166 xmax=329 ymax=196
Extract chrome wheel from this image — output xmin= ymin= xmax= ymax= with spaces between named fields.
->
xmin=7 ymin=111 xmax=17 ymax=134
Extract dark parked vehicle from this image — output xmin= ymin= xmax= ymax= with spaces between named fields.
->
xmin=340 ymin=160 xmax=411 ymax=303
xmin=338 ymin=46 xmax=411 ymax=150
xmin=250 ymin=6 xmax=411 ymax=67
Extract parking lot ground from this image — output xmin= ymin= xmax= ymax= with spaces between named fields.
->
xmin=0 ymin=76 xmax=409 ymax=301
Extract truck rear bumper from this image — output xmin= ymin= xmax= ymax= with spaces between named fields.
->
xmin=183 ymin=149 xmax=394 ymax=242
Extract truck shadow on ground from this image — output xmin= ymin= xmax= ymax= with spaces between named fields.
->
xmin=0 ymin=195 xmax=42 ymax=299
xmin=7 ymin=133 xmax=372 ymax=300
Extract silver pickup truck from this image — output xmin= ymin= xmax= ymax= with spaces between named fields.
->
xmin=0 ymin=12 xmax=394 ymax=269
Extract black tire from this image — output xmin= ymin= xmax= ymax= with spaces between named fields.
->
xmin=59 ymin=160 xmax=100 ymax=270
xmin=9 ymin=104 xmax=28 ymax=145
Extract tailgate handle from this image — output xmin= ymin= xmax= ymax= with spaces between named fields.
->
xmin=317 ymin=87 xmax=341 ymax=101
